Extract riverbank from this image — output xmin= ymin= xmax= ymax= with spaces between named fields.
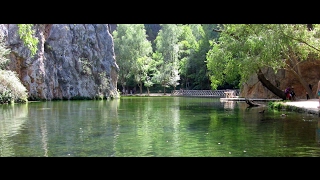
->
xmin=220 ymin=97 xmax=320 ymax=117
xmin=121 ymin=93 xmax=320 ymax=116
xmin=279 ymin=98 xmax=320 ymax=116
xmin=222 ymin=97 xmax=320 ymax=117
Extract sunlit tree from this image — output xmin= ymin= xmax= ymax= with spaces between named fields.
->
xmin=113 ymin=24 xmax=154 ymax=94
xmin=207 ymin=24 xmax=320 ymax=99
xmin=178 ymin=24 xmax=198 ymax=90
xmin=153 ymin=24 xmax=182 ymax=94
xmin=129 ymin=24 xmax=153 ymax=94
xmin=112 ymin=24 xmax=134 ymax=94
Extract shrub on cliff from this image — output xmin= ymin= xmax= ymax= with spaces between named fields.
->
xmin=0 ymin=33 xmax=28 ymax=104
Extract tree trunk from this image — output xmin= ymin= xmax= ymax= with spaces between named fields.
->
xmin=147 ymin=87 xmax=150 ymax=96
xmin=139 ymin=82 xmax=143 ymax=94
xmin=121 ymin=84 xmax=126 ymax=95
xmin=287 ymin=53 xmax=314 ymax=99
xmin=288 ymin=68 xmax=314 ymax=99
xmin=257 ymin=68 xmax=286 ymax=100
xmin=289 ymin=59 xmax=314 ymax=99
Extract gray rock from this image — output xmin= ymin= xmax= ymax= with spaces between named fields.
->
xmin=0 ymin=24 xmax=119 ymax=100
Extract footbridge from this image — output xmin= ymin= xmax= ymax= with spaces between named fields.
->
xmin=171 ymin=89 xmax=240 ymax=98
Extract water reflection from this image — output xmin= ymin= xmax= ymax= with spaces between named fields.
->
xmin=1 ymin=98 xmax=320 ymax=157
xmin=0 ymin=104 xmax=28 ymax=157
xmin=223 ymin=100 xmax=236 ymax=109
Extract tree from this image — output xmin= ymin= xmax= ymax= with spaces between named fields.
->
xmin=188 ymin=24 xmax=219 ymax=90
xmin=178 ymin=24 xmax=220 ymax=90
xmin=113 ymin=24 xmax=153 ymax=95
xmin=135 ymin=56 xmax=153 ymax=94
xmin=207 ymin=24 xmax=320 ymax=99
xmin=129 ymin=24 xmax=153 ymax=94
xmin=153 ymin=24 xmax=182 ymax=94
xmin=178 ymin=24 xmax=198 ymax=90
xmin=168 ymin=67 xmax=180 ymax=90
xmin=113 ymin=24 xmax=135 ymax=94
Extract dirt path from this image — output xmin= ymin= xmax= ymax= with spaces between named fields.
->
xmin=281 ymin=98 xmax=320 ymax=116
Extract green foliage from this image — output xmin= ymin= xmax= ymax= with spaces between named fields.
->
xmin=178 ymin=24 xmax=219 ymax=90
xmin=178 ymin=25 xmax=198 ymax=88
xmin=79 ymin=57 xmax=92 ymax=75
xmin=17 ymin=24 xmax=39 ymax=57
xmin=268 ymin=101 xmax=283 ymax=110
xmin=129 ymin=25 xmax=153 ymax=92
xmin=113 ymin=24 xmax=137 ymax=88
xmin=144 ymin=24 xmax=161 ymax=50
xmin=206 ymin=24 xmax=320 ymax=90
xmin=113 ymin=24 xmax=154 ymax=93
xmin=144 ymin=76 xmax=154 ymax=88
xmin=113 ymin=24 xmax=236 ymax=92
xmin=0 ymin=32 xmax=28 ymax=104
xmin=189 ymin=24 xmax=218 ymax=90
xmin=0 ymin=70 xmax=28 ymax=103
xmin=153 ymin=24 xmax=182 ymax=91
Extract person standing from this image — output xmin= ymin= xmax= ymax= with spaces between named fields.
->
xmin=317 ymin=80 xmax=320 ymax=108
xmin=285 ymin=87 xmax=291 ymax=100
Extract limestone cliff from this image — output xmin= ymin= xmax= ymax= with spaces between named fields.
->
xmin=0 ymin=24 xmax=119 ymax=100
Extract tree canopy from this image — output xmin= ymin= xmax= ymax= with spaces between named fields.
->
xmin=152 ymin=24 xmax=182 ymax=93
xmin=112 ymin=24 xmax=154 ymax=94
xmin=206 ymin=24 xmax=320 ymax=98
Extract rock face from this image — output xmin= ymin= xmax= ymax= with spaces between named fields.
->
xmin=241 ymin=59 xmax=320 ymax=100
xmin=0 ymin=24 xmax=119 ymax=100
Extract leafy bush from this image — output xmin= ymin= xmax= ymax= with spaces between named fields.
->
xmin=0 ymin=33 xmax=28 ymax=104
xmin=268 ymin=101 xmax=283 ymax=110
xmin=0 ymin=70 xmax=28 ymax=103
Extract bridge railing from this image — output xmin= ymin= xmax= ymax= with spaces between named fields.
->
xmin=171 ymin=89 xmax=240 ymax=97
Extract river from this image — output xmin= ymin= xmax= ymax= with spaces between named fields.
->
xmin=0 ymin=96 xmax=319 ymax=157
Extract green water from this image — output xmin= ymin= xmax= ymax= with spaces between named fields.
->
xmin=1 ymin=96 xmax=320 ymax=157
